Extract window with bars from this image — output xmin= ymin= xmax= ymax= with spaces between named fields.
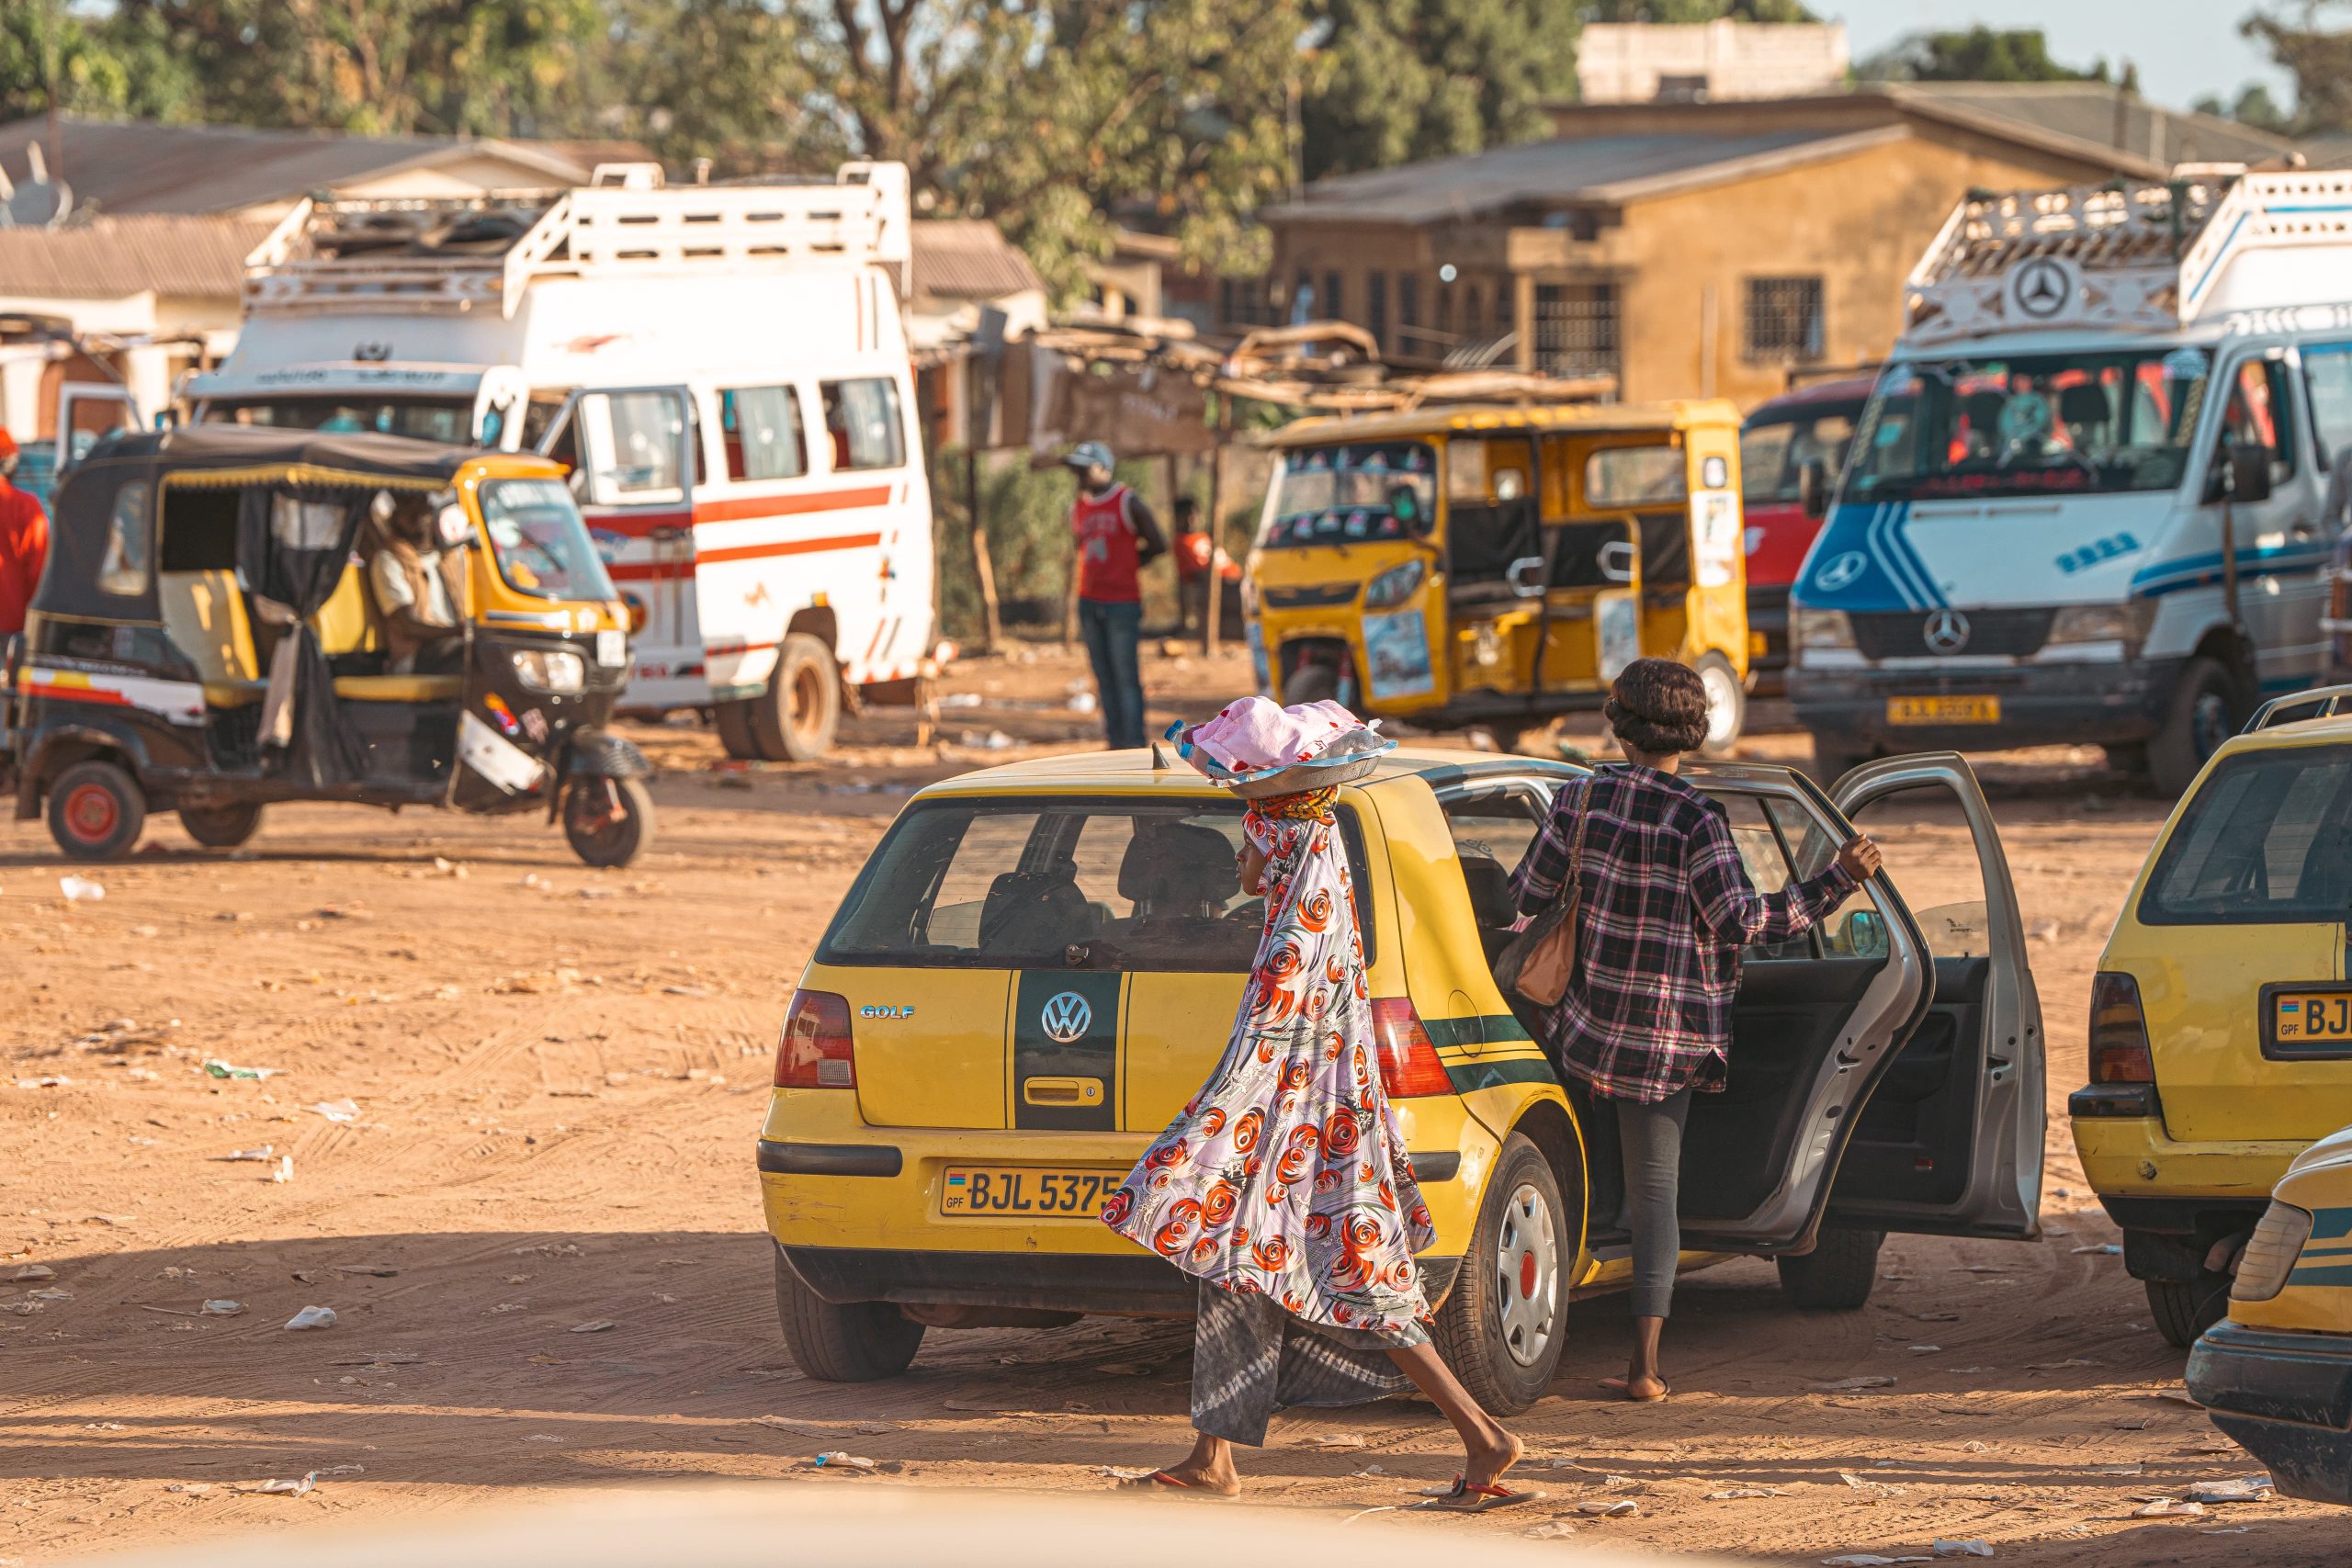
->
xmin=1533 ymin=282 xmax=1621 ymax=384
xmin=1367 ymin=272 xmax=1388 ymax=350
xmin=1323 ymin=269 xmax=1344 ymax=325
xmin=1745 ymin=276 xmax=1826 ymax=363
xmin=1397 ymin=273 xmax=1420 ymax=329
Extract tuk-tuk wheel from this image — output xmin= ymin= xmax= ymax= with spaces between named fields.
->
xmin=48 ymin=760 xmax=147 ymax=862
xmin=178 ymin=802 xmax=263 ymax=850
xmin=563 ymin=775 xmax=656 ymax=868
xmin=1697 ymin=653 xmax=1746 ymax=757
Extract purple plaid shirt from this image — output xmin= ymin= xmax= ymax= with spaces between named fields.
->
xmin=1508 ymin=764 xmax=1855 ymax=1104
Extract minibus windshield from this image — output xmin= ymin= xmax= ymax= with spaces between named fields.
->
xmin=1259 ymin=441 xmax=1438 ymax=547
xmin=1844 ymin=346 xmax=2212 ymax=503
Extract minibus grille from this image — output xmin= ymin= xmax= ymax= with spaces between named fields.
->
xmin=1851 ymin=608 xmax=2054 ymax=660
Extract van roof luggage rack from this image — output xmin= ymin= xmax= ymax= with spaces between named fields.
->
xmin=2243 ymin=683 xmax=2352 ymax=734
xmin=243 ymin=162 xmax=910 ymax=320
xmin=1903 ymin=168 xmax=2352 ymax=345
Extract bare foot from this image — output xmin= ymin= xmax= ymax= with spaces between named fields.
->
xmin=1463 ymin=1426 xmax=1524 ymax=1492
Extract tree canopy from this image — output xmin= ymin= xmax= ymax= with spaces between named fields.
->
xmin=1860 ymin=27 xmax=2108 ymax=85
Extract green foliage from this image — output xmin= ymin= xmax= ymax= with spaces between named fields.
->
xmin=2244 ymin=2 xmax=2352 ymax=135
xmin=0 ymin=2 xmax=196 ymax=123
xmin=1864 ymin=27 xmax=2106 ymax=85
xmin=1301 ymin=0 xmax=1580 ymax=181
xmin=2192 ymin=81 xmax=2293 ymax=132
xmin=1584 ymin=1 xmax=1815 ymax=21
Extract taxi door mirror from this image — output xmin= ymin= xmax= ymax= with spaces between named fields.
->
xmin=1798 ymin=457 xmax=1828 ymax=521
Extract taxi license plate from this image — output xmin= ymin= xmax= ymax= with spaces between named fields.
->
xmin=2273 ymin=989 xmax=2352 ymax=1049
xmin=1887 ymin=695 xmax=2000 ymax=726
xmin=940 ymin=1166 xmax=1119 ymax=1217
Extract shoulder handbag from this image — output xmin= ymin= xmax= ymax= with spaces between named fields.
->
xmin=1494 ymin=779 xmax=1593 ymax=1010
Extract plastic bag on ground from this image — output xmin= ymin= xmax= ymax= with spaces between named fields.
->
xmin=284 ymin=1305 xmax=336 ymax=1331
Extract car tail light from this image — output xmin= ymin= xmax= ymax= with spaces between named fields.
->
xmin=2233 ymin=1200 xmax=2316 ymax=1303
xmin=776 ymin=989 xmax=855 ymax=1089
xmin=1370 ymin=998 xmax=1454 ymax=1099
xmin=2088 ymin=972 xmax=2155 ymax=1084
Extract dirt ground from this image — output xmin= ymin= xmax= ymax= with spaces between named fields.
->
xmin=2 ymin=643 xmax=2340 ymax=1566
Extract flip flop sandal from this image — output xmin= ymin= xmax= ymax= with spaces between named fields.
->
xmin=1116 ymin=1470 xmax=1228 ymax=1498
xmin=1598 ymin=1376 xmax=1670 ymax=1404
xmin=1419 ymin=1477 xmax=1544 ymax=1513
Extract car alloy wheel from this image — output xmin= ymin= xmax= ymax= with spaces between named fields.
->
xmin=1495 ymin=1180 xmax=1559 ymax=1368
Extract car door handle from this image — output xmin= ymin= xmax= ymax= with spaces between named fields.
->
xmin=1506 ymin=556 xmax=1546 ymax=598
xmin=1023 ymin=1077 xmax=1103 ymax=1107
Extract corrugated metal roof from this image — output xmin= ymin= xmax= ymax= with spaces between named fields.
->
xmin=0 ymin=116 xmax=583 ymax=218
xmin=1893 ymin=84 xmax=2293 ymax=170
xmin=0 ymin=214 xmax=271 ymax=299
xmin=910 ymin=219 xmax=1044 ymax=299
xmin=1261 ymin=129 xmax=1849 ymax=225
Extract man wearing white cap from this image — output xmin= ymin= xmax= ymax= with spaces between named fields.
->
xmin=1064 ymin=441 xmax=1167 ymax=749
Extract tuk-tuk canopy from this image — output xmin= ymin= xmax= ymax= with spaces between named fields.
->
xmin=1261 ymin=399 xmax=1744 ymax=450
xmin=34 ymin=424 xmax=494 ymax=626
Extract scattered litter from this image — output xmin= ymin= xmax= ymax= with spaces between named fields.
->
xmin=808 ymin=1451 xmax=876 ymax=1472
xmin=271 ymin=1155 xmax=294 ymax=1183
xmin=2113 ymin=1417 xmax=2154 ymax=1431
xmin=938 ymin=692 xmax=984 ymax=708
xmin=166 ymin=1482 xmax=213 ymax=1495
xmin=981 ymin=730 xmax=1014 ymax=750
xmin=1069 ymin=690 xmax=1098 ymax=715
xmin=334 ymin=1264 xmax=398 ymax=1278
xmin=1958 ymin=1441 xmax=1990 ymax=1454
xmin=2028 ymin=1358 xmax=2098 ymax=1371
xmin=309 ymin=1099 xmax=361 ymax=1123
xmin=29 ymin=1288 xmax=72 ymax=1301
xmin=1299 ymin=1433 xmax=1367 ymax=1450
xmin=570 ymin=1319 xmax=617 ymax=1334
xmin=59 ymin=875 xmax=106 ymax=903
xmin=1951 ymin=1266 xmax=2008 ymax=1274
xmin=2131 ymin=1498 xmax=2206 ymax=1517
xmin=1932 ymin=1542 xmax=1994 ymax=1559
xmin=2185 ymin=1475 xmax=2272 ymax=1505
xmin=1351 ymin=1465 xmax=1389 ymax=1478
xmin=523 ymin=1434 xmax=564 ymax=1444
xmin=284 ymin=1306 xmax=337 ymax=1331
xmin=4 ymin=1265 xmax=54 ymax=1282
xmin=85 ymin=1420 xmax=125 ymax=1430
xmin=2146 ymin=1389 xmax=2205 ymax=1409
xmin=218 ymin=1145 xmax=275 ymax=1163
xmin=200 ymin=1300 xmax=243 ymax=1316
xmin=2199 ymin=1526 xmax=2256 ymax=1535
xmin=1915 ymin=1311 xmax=1961 ymax=1323
xmin=1818 ymin=1376 xmax=1897 ymax=1391
xmin=316 ymin=1464 xmax=366 ymax=1477
xmin=1522 ymin=1520 xmax=1577 ymax=1539
xmin=2071 ymin=1244 xmax=2122 ymax=1256
xmin=2090 ymin=1463 xmax=2143 ymax=1476
xmin=202 ymin=1059 xmax=281 ymax=1080
xmin=1093 ymin=1465 xmax=1155 ymax=1481
xmin=15 ymin=1075 xmax=74 ymax=1089
xmin=1094 ymin=1361 xmax=1153 ymax=1376
xmin=1823 ymin=1557 xmax=1928 ymax=1567
xmin=1908 ymin=1346 xmax=1941 ymax=1353
xmin=1707 ymin=1487 xmax=1787 ymax=1500
xmin=233 ymin=1473 xmax=316 ymax=1496
xmin=1574 ymin=1499 xmax=1637 ymax=1517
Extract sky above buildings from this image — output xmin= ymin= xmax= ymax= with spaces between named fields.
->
xmin=1827 ymin=0 xmax=2291 ymax=113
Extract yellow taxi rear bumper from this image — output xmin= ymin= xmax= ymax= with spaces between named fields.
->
xmin=2071 ymin=1114 xmax=2311 ymax=1203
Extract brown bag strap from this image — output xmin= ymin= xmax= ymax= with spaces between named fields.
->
xmin=1561 ymin=777 xmax=1593 ymax=922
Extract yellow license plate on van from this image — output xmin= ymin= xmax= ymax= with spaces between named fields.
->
xmin=2275 ymin=991 xmax=2352 ymax=1045
xmin=940 ymin=1166 xmax=1120 ymax=1217
xmin=1887 ymin=695 xmax=2000 ymax=725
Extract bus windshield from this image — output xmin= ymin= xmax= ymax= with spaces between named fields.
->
xmin=1844 ymin=346 xmax=2212 ymax=503
xmin=204 ymin=396 xmax=478 ymax=446
xmin=1259 ymin=441 xmax=1438 ymax=548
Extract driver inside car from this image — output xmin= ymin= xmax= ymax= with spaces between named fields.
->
xmin=367 ymin=491 xmax=466 ymax=674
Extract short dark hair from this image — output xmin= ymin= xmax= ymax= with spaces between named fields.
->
xmin=1605 ymin=658 xmax=1709 ymax=756
xmin=1173 ymin=496 xmax=1201 ymax=523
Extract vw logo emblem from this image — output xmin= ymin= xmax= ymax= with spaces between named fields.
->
xmin=1815 ymin=550 xmax=1867 ymax=593
xmin=2006 ymin=255 xmax=2077 ymax=321
xmin=1039 ymin=991 xmax=1092 ymax=1044
xmin=1922 ymin=608 xmax=1972 ymax=655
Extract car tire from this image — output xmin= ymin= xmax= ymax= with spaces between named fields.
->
xmin=775 ymin=1246 xmax=924 ymax=1382
xmin=1775 ymin=1228 xmax=1884 ymax=1310
xmin=2145 ymin=1272 xmax=2232 ymax=1348
xmin=1697 ymin=653 xmax=1746 ymax=756
xmin=714 ymin=700 xmax=762 ymax=761
xmin=48 ymin=759 xmax=146 ymax=862
xmin=562 ymin=777 xmax=656 ymax=868
xmin=2148 ymin=657 xmax=2240 ymax=799
xmin=1431 ymin=1133 xmax=1572 ymax=1416
xmin=752 ymin=634 xmax=841 ymax=762
xmin=177 ymin=802 xmax=263 ymax=850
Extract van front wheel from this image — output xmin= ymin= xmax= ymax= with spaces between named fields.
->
xmin=2148 ymin=657 xmax=2240 ymax=798
xmin=775 ymin=1247 xmax=924 ymax=1382
xmin=1431 ymin=1133 xmax=1571 ymax=1416
xmin=752 ymin=634 xmax=841 ymax=761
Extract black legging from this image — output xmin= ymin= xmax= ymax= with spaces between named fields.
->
xmin=1611 ymin=1085 xmax=1694 ymax=1319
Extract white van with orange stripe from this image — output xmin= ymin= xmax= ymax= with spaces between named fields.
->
xmin=183 ymin=162 xmax=932 ymax=761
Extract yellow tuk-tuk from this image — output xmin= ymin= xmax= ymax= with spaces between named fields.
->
xmin=1246 ymin=401 xmax=1752 ymax=750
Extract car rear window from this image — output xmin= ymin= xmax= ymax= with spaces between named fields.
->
xmin=820 ymin=796 xmax=1377 ymax=972
xmin=2140 ymin=746 xmax=2352 ymax=924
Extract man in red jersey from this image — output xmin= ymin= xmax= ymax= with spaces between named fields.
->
xmin=1064 ymin=442 xmax=1166 ymax=749
xmin=0 ymin=431 xmax=51 ymax=639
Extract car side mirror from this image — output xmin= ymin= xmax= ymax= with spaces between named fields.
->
xmin=1839 ymin=908 xmax=1888 ymax=960
xmin=2224 ymin=441 xmax=2273 ymax=505
xmin=1797 ymin=457 xmax=1828 ymax=521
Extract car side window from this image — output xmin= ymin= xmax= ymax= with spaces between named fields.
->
xmin=2223 ymin=356 xmax=2298 ymax=484
xmin=97 ymin=481 xmax=153 ymax=597
xmin=718 ymin=385 xmax=808 ymax=481
xmin=1717 ymin=793 xmax=1811 ymax=961
xmin=1439 ymin=784 xmax=1547 ymax=933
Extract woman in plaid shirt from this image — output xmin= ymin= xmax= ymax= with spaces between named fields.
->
xmin=1510 ymin=659 xmax=1879 ymax=1403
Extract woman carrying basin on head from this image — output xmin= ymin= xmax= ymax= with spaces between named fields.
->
xmin=1508 ymin=658 xmax=1880 ymax=1404
xmin=1100 ymin=696 xmax=1531 ymax=1508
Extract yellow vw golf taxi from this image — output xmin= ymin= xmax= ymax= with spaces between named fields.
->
xmin=2188 ymin=1121 xmax=2352 ymax=1504
xmin=2072 ymin=688 xmax=2352 ymax=1345
xmin=759 ymin=744 xmax=2041 ymax=1412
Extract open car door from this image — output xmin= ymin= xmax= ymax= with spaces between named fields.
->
xmin=1821 ymin=754 xmax=2045 ymax=1240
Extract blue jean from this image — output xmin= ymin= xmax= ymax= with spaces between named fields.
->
xmin=1078 ymin=596 xmax=1146 ymax=749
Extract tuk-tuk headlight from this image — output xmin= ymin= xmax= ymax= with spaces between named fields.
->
xmin=1792 ymin=605 xmax=1855 ymax=653
xmin=511 ymin=648 xmax=586 ymax=693
xmin=2233 ymin=1200 xmax=2314 ymax=1303
xmin=1363 ymin=559 xmax=1425 ymax=610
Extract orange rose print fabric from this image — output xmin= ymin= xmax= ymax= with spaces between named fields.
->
xmin=1102 ymin=797 xmax=1435 ymax=1335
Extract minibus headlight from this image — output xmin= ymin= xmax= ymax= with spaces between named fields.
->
xmin=2233 ymin=1200 xmax=2314 ymax=1303
xmin=1792 ymin=605 xmax=1855 ymax=652
xmin=2049 ymin=604 xmax=2155 ymax=647
xmin=1363 ymin=559 xmax=1425 ymax=610
xmin=511 ymin=648 xmax=586 ymax=693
